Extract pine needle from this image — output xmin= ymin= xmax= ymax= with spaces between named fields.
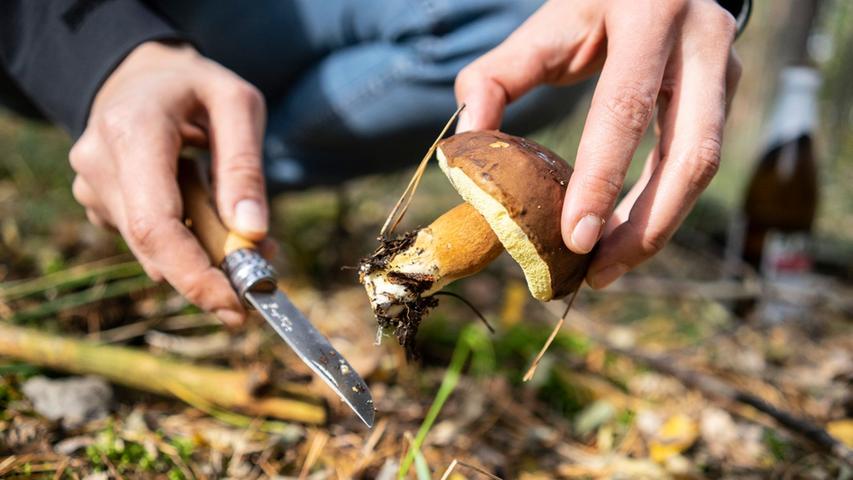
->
xmin=379 ymin=104 xmax=465 ymax=238
xmin=440 ymin=459 xmax=504 ymax=480
xmin=522 ymin=288 xmax=581 ymax=382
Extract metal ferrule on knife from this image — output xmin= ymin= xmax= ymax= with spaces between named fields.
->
xmin=221 ymin=248 xmax=278 ymax=300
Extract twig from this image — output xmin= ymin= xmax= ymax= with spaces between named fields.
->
xmin=522 ymin=288 xmax=579 ymax=382
xmin=92 ymin=313 xmax=218 ymax=344
xmin=144 ymin=330 xmax=231 ymax=358
xmin=379 ymin=104 xmax=465 ymax=238
xmin=98 ymin=451 xmax=123 ymax=480
xmin=0 ymin=321 xmax=325 ymax=424
xmin=541 ymin=302 xmax=853 ymax=468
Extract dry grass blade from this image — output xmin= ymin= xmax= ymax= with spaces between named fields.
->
xmin=0 ymin=256 xmax=139 ymax=301
xmin=379 ymin=104 xmax=465 ymax=237
xmin=522 ymin=288 xmax=579 ymax=382
xmin=299 ymin=431 xmax=329 ymax=480
xmin=52 ymin=457 xmax=70 ymax=480
xmin=350 ymin=418 xmax=388 ymax=476
xmin=439 ymin=459 xmax=459 ymax=480
xmin=9 ymin=275 xmax=155 ymax=323
xmin=0 ymin=456 xmax=19 ymax=476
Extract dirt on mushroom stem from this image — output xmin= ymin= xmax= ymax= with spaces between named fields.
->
xmin=358 ymin=230 xmax=440 ymax=358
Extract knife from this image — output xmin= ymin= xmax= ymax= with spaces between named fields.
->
xmin=178 ymin=158 xmax=375 ymax=427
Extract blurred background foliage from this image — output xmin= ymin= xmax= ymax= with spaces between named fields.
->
xmin=0 ymin=0 xmax=850 ymax=285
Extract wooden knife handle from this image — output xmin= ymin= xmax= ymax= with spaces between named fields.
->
xmin=178 ymin=157 xmax=255 ymax=266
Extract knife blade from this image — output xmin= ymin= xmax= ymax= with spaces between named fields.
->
xmin=246 ymin=289 xmax=374 ymax=427
xmin=179 ymin=158 xmax=375 ymax=427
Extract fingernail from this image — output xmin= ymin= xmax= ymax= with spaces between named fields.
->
xmin=589 ymin=263 xmax=628 ymax=289
xmin=215 ymin=309 xmax=244 ymax=327
xmin=455 ymin=109 xmax=471 ymax=133
xmin=571 ymin=214 xmax=603 ymax=253
xmin=234 ymin=199 xmax=267 ymax=235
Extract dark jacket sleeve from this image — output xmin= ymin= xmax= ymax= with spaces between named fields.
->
xmin=0 ymin=0 xmax=183 ymax=137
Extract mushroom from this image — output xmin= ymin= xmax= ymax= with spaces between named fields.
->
xmin=359 ymin=130 xmax=592 ymax=352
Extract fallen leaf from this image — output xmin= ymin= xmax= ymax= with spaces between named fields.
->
xmin=649 ymin=414 xmax=699 ymax=463
xmin=827 ymin=419 xmax=853 ymax=448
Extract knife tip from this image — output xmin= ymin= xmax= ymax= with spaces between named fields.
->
xmin=357 ymin=404 xmax=376 ymax=428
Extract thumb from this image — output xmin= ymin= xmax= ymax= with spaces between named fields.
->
xmin=454 ymin=29 xmax=550 ymax=133
xmin=204 ymin=81 xmax=269 ymax=240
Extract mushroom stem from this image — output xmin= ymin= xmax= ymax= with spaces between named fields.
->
xmin=360 ymin=202 xmax=503 ymax=318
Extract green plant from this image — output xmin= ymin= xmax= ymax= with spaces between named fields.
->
xmin=398 ymin=325 xmax=491 ymax=478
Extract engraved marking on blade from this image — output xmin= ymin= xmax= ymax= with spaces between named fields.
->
xmin=260 ymin=301 xmax=293 ymax=332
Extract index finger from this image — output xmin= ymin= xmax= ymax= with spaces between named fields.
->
xmin=110 ymin=122 xmax=246 ymax=326
xmin=560 ymin=9 xmax=676 ymax=254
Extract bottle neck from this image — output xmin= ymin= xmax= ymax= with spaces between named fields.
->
xmin=762 ymin=69 xmax=820 ymax=151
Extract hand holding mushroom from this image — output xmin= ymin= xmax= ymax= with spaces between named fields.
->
xmin=359 ymin=131 xmax=592 ymax=351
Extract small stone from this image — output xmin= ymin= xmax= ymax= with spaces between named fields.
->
xmin=22 ymin=376 xmax=112 ymax=429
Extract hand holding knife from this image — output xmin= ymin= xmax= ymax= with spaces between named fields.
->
xmin=178 ymin=158 xmax=375 ymax=427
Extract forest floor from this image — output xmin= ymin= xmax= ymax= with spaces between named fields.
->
xmin=0 ymin=110 xmax=851 ymax=480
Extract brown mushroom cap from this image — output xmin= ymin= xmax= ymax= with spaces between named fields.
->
xmin=437 ymin=130 xmax=591 ymax=300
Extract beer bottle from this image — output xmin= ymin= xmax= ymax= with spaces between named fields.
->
xmin=728 ymin=66 xmax=820 ymax=321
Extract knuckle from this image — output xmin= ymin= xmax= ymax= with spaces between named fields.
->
xmin=125 ymin=214 xmax=160 ymax=251
xmin=696 ymin=2 xmax=737 ymax=40
xmin=690 ymin=137 xmax=722 ymax=188
xmin=603 ymin=85 xmax=656 ymax=138
xmin=178 ymin=272 xmax=209 ymax=306
xmin=712 ymin=8 xmax=738 ymax=39
xmin=640 ymin=226 xmax=670 ymax=255
xmin=227 ymin=81 xmax=265 ymax=110
xmin=68 ymin=137 xmax=97 ymax=174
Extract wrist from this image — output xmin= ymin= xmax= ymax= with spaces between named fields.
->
xmin=119 ymin=40 xmax=199 ymax=72
xmin=91 ymin=40 xmax=200 ymax=113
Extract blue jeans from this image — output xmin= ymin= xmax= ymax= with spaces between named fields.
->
xmin=151 ymin=0 xmax=585 ymax=192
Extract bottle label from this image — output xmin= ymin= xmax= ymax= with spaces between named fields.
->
xmin=761 ymin=231 xmax=813 ymax=278
xmin=758 ymin=231 xmax=814 ymax=324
